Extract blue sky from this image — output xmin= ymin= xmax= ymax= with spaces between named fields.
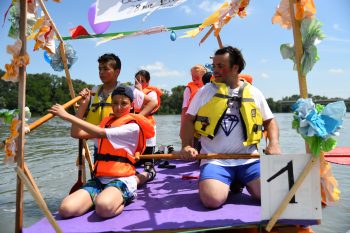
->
xmin=0 ymin=0 xmax=349 ymax=100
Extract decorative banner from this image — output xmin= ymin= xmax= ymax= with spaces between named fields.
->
xmin=95 ymin=0 xmax=187 ymax=23
xmin=96 ymin=25 xmax=168 ymax=45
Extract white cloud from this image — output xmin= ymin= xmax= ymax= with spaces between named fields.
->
xmin=333 ymin=24 xmax=346 ymax=32
xmin=180 ymin=5 xmax=192 ymax=14
xmin=328 ymin=68 xmax=344 ymax=74
xmin=325 ymin=36 xmax=350 ymax=43
xmin=261 ymin=72 xmax=269 ymax=79
xmin=140 ymin=62 xmax=184 ymax=78
xmin=260 ymin=59 xmax=268 ymax=64
xmin=198 ymin=0 xmax=225 ymax=13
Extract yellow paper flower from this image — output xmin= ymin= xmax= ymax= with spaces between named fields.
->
xmin=1 ymin=40 xmax=30 ymax=82
xmin=272 ymin=0 xmax=316 ymax=29
xmin=4 ymin=119 xmax=20 ymax=163
xmin=33 ymin=15 xmax=56 ymax=53
xmin=181 ymin=0 xmax=250 ymax=40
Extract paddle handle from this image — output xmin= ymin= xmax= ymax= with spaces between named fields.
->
xmin=28 ymin=96 xmax=82 ymax=132
xmin=139 ymin=153 xmax=260 ymax=160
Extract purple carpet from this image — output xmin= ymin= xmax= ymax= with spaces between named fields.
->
xmin=23 ymin=161 xmax=317 ymax=233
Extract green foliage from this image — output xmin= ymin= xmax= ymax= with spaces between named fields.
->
xmin=0 ymin=70 xmax=91 ymax=116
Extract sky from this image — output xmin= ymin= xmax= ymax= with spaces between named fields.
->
xmin=0 ymin=0 xmax=349 ymax=100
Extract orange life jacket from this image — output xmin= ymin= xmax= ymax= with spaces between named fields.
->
xmin=94 ymin=114 xmax=155 ymax=177
xmin=186 ymin=82 xmax=200 ymax=105
xmin=136 ymin=86 xmax=162 ymax=127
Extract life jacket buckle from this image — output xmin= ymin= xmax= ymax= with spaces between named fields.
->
xmin=253 ymin=124 xmax=261 ymax=133
xmin=91 ymin=104 xmax=99 ymax=112
xmin=201 ymin=118 xmax=210 ymax=131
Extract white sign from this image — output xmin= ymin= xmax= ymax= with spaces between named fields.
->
xmin=261 ymin=154 xmax=322 ymax=220
xmin=95 ymin=0 xmax=187 ymax=23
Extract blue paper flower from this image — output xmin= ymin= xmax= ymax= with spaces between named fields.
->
xmin=292 ymin=98 xmax=346 ymax=156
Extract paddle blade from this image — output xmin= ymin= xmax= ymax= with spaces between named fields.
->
xmin=69 ymin=179 xmax=83 ymax=194
xmin=324 ymin=147 xmax=350 ymax=165
xmin=69 ymin=139 xmax=84 ymax=194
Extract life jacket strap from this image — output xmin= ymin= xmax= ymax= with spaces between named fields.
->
xmin=196 ymin=116 xmax=210 ymax=131
xmin=95 ymin=153 xmax=134 ymax=165
xmin=90 ymin=102 xmax=112 ymax=112
xmin=253 ymin=124 xmax=264 ymax=133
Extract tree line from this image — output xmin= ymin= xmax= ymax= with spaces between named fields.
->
xmin=0 ymin=70 xmax=349 ymax=116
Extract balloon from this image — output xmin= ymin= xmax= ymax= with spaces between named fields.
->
xmin=43 ymin=51 xmax=52 ymax=64
xmin=88 ymin=2 xmax=111 ymax=34
xmin=170 ymin=30 xmax=176 ymax=41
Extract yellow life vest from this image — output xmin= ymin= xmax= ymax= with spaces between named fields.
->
xmin=194 ymin=81 xmax=263 ymax=146
xmin=85 ymin=85 xmax=113 ymax=125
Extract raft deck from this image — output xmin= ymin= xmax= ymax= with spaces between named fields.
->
xmin=23 ymin=161 xmax=318 ymax=233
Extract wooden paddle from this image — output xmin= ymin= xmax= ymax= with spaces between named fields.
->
xmin=69 ymin=139 xmax=84 ymax=194
xmin=0 ymin=96 xmax=83 ymax=149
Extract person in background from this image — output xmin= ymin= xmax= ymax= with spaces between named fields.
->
xmin=202 ymin=71 xmax=213 ymax=85
xmin=134 ymin=69 xmax=162 ymax=167
xmin=180 ymin=46 xmax=281 ymax=209
xmin=239 ymin=73 xmax=253 ymax=84
xmin=180 ymin=64 xmax=207 ymax=142
xmin=49 ymin=85 xmax=155 ymax=219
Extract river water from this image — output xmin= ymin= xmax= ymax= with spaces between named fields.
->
xmin=0 ymin=113 xmax=349 ymax=233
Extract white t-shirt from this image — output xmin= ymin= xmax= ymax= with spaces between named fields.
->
xmin=187 ymin=82 xmax=274 ymax=167
xmin=182 ymin=87 xmax=191 ymax=109
xmin=98 ymin=123 xmax=140 ymax=195
xmin=145 ymin=91 xmax=157 ymax=147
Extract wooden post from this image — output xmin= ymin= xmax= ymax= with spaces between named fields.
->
xmin=24 ymin=163 xmax=44 ymax=201
xmin=265 ymin=1 xmax=315 ymax=231
xmin=15 ymin=0 xmax=27 ymax=232
xmin=199 ymin=26 xmax=214 ymax=45
xmin=38 ymin=0 xmax=91 ymax=182
xmin=16 ymin=168 xmax=63 ymax=233
xmin=37 ymin=0 xmax=75 ymax=99
xmin=289 ymin=0 xmax=308 ymax=99
xmin=216 ymin=33 xmax=223 ymax=48
xmin=83 ymin=140 xmax=94 ymax=174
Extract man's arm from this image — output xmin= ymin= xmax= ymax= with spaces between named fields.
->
xmin=180 ymin=87 xmax=191 ymax=140
xmin=180 ymin=114 xmax=198 ymax=160
xmin=263 ymin=118 xmax=281 ymax=155
xmin=180 ymin=107 xmax=188 ymax=141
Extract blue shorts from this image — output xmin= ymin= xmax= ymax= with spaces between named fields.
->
xmin=199 ymin=161 xmax=260 ymax=186
xmin=82 ymin=178 xmax=135 ymax=204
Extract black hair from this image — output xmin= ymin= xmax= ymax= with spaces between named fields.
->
xmin=98 ymin=53 xmax=121 ymax=70
xmin=214 ymin=46 xmax=245 ymax=73
xmin=202 ymin=72 xmax=212 ymax=85
xmin=135 ymin=70 xmax=151 ymax=82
